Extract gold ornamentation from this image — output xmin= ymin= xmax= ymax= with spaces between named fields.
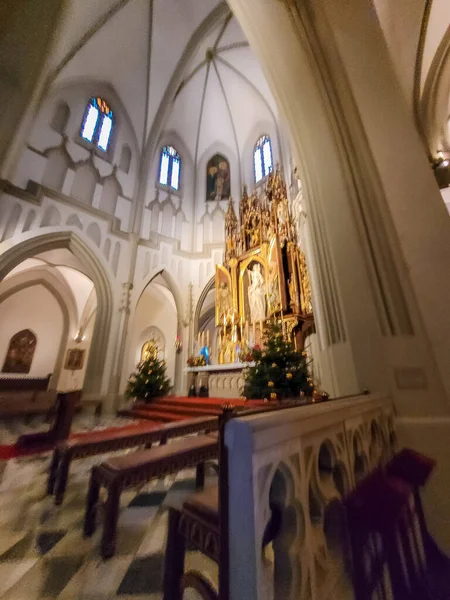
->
xmin=215 ymin=165 xmax=314 ymax=362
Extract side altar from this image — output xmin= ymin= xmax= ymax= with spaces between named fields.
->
xmin=216 ymin=166 xmax=314 ymax=364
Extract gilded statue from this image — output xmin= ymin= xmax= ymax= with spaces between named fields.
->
xmin=299 ymin=250 xmax=313 ymax=313
xmin=248 ymin=263 xmax=266 ymax=322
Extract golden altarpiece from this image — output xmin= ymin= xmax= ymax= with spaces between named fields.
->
xmin=215 ymin=167 xmax=314 ymax=364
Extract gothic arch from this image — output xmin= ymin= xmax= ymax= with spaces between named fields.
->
xmin=194 ymin=276 xmax=215 ymax=337
xmin=419 ymin=26 xmax=450 ymax=156
xmin=0 ymin=231 xmax=113 ymax=394
xmin=135 ymin=267 xmax=183 ymax=318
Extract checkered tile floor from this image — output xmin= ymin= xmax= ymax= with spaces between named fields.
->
xmin=0 ymin=416 xmax=218 ymax=599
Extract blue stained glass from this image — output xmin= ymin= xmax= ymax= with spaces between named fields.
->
xmin=98 ymin=115 xmax=113 ymax=151
xmin=254 ymin=135 xmax=273 ymax=183
xmin=81 ymin=105 xmax=99 ymax=143
xmin=159 ymin=146 xmax=181 ymax=190
xmin=80 ymin=97 xmax=114 ymax=151
xmin=254 ymin=148 xmax=263 ymax=182
xmin=171 ymin=157 xmax=180 ymax=190
xmin=263 ymin=139 xmax=272 ymax=176
xmin=159 ymin=153 xmax=169 ymax=185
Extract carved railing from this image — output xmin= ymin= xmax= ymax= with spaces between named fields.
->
xmin=226 ymin=394 xmax=395 ymax=600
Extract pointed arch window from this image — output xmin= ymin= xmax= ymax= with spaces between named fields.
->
xmin=159 ymin=145 xmax=181 ymax=191
xmin=2 ymin=329 xmax=37 ymax=374
xmin=254 ymin=135 xmax=273 ymax=183
xmin=80 ymin=97 xmax=114 ymax=152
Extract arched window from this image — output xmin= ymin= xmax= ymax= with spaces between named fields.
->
xmin=158 ymin=145 xmax=181 ymax=191
xmin=2 ymin=329 xmax=37 ymax=374
xmin=254 ymin=135 xmax=273 ymax=183
xmin=80 ymin=97 xmax=114 ymax=152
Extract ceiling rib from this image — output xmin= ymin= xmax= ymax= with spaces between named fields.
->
xmin=213 ymin=11 xmax=233 ymax=50
xmin=216 ymin=41 xmax=249 ymax=53
xmin=175 ymin=59 xmax=208 ymax=100
xmin=212 ymin=59 xmax=242 ymax=189
xmin=194 ymin=62 xmax=212 ymax=174
xmin=216 ymin=55 xmax=278 ymax=123
xmin=143 ymin=0 xmax=154 ymax=150
xmin=216 ymin=55 xmax=284 ymax=184
xmin=48 ymin=0 xmax=133 ymax=86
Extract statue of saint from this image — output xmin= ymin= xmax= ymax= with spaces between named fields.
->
xmin=248 ymin=263 xmax=266 ymax=323
xmin=217 ymin=282 xmax=231 ymax=319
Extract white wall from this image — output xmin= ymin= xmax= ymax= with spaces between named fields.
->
xmin=125 ymin=284 xmax=177 ymax=391
xmin=0 ymin=284 xmax=64 ymax=377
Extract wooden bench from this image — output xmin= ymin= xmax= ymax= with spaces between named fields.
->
xmin=48 ymin=415 xmax=218 ymax=505
xmin=16 ymin=391 xmax=80 ymax=450
xmin=83 ymin=433 xmax=218 ymax=559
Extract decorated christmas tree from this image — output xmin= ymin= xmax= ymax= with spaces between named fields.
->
xmin=241 ymin=319 xmax=311 ymax=401
xmin=126 ymin=354 xmax=171 ymax=402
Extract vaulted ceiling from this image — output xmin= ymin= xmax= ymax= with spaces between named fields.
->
xmin=45 ymin=0 xmax=279 ymax=170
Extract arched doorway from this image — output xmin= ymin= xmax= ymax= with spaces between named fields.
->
xmin=0 ymin=231 xmax=112 ymax=394
xmin=126 ymin=272 xmax=179 ymax=394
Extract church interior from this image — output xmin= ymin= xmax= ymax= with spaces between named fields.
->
xmin=1 ymin=0 xmax=450 ymax=598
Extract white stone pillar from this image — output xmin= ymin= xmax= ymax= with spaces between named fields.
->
xmin=228 ymin=0 xmax=450 ymax=547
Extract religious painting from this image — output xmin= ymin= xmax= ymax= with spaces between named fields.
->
xmin=215 ymin=265 xmax=233 ymax=325
xmin=65 ymin=348 xmax=85 ymax=371
xmin=2 ymin=329 xmax=37 ymax=374
xmin=206 ymin=154 xmax=230 ymax=201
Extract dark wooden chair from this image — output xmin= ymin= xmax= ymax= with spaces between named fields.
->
xmin=15 ymin=391 xmax=81 ymax=449
xmin=345 ymin=451 xmax=444 ymax=600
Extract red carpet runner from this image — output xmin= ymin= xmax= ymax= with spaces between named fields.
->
xmin=0 ymin=396 xmax=268 ymax=460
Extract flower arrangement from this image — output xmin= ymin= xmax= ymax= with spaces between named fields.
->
xmin=239 ymin=344 xmax=259 ymax=363
xmin=186 ymin=355 xmax=207 ymax=367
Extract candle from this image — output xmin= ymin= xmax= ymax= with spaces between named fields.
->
xmin=245 ymin=321 xmax=249 ymax=343
xmin=252 ymin=321 xmax=256 ymax=343
xmin=197 ymin=332 xmax=200 ymax=347
xmin=206 ymin=330 xmax=210 ymax=347
xmin=202 ymin=331 xmax=205 ymax=347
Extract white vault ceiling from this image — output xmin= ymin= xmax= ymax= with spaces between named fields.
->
xmin=46 ymin=0 xmax=279 ymax=170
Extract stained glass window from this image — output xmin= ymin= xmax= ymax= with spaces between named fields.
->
xmin=80 ymin=97 xmax=114 ymax=152
xmin=254 ymin=135 xmax=273 ymax=183
xmin=159 ymin=145 xmax=181 ymax=190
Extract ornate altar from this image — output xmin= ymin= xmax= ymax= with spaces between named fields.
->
xmin=215 ymin=167 xmax=314 ymax=364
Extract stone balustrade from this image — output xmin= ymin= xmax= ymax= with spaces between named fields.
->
xmin=226 ymin=394 xmax=395 ymax=600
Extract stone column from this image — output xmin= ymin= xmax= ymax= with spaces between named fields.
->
xmin=227 ymin=0 xmax=450 ymax=547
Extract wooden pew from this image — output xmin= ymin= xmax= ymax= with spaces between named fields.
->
xmin=0 ymin=374 xmax=51 ymax=391
xmin=48 ymin=415 xmax=218 ymax=505
xmin=0 ymin=374 xmax=55 ymax=419
xmin=83 ymin=433 xmax=218 ymax=559
xmin=16 ymin=391 xmax=80 ymax=450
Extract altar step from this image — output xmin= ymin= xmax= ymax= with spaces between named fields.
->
xmin=118 ymin=395 xmax=259 ymax=423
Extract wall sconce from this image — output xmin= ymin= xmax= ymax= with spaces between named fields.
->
xmin=73 ymin=331 xmax=86 ymax=344
xmin=174 ymin=335 xmax=183 ymax=353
